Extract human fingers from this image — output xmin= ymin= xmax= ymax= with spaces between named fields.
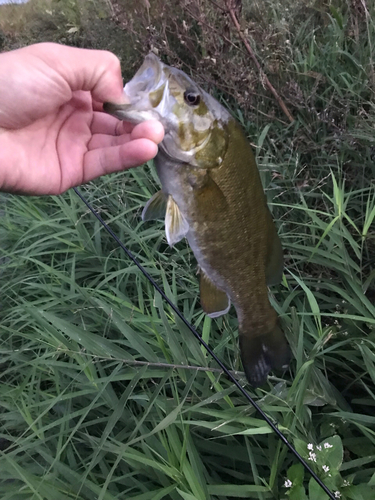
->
xmin=90 ymin=116 xmax=164 ymax=143
xmin=82 ymin=139 xmax=159 ymax=182
xmin=28 ymin=43 xmax=125 ymax=103
xmin=90 ymin=112 xmax=135 ymax=135
xmin=92 ymin=93 xmax=130 ymax=112
xmin=129 ymin=120 xmax=164 ymax=143
xmin=88 ymin=133 xmax=133 ymax=150
xmin=0 ymin=44 xmax=125 ymax=128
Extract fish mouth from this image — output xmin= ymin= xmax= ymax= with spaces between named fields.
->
xmin=104 ymin=53 xmax=167 ymax=124
xmin=103 ymin=53 xmax=213 ymax=165
xmin=125 ymin=53 xmax=163 ymax=97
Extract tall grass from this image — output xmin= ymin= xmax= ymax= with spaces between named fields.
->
xmin=1 ymin=1 xmax=375 ymax=499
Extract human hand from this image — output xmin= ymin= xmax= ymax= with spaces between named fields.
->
xmin=0 ymin=43 xmax=164 ymax=195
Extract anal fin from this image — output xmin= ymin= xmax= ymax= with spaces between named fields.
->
xmin=200 ymin=270 xmax=230 ymax=318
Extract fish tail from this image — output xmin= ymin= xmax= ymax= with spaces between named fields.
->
xmin=239 ymin=322 xmax=291 ymax=387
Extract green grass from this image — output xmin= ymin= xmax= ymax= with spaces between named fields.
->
xmin=1 ymin=1 xmax=375 ymax=499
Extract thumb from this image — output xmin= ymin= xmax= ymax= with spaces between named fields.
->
xmin=0 ymin=43 xmax=126 ymax=129
xmin=28 ymin=43 xmax=125 ymax=103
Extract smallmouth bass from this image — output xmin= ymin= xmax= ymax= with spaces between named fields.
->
xmin=104 ymin=53 xmax=291 ymax=386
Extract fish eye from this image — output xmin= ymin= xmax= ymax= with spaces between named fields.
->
xmin=184 ymin=90 xmax=201 ymax=106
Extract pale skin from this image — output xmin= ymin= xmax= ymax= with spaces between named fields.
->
xmin=0 ymin=43 xmax=164 ymax=195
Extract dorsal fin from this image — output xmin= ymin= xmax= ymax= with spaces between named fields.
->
xmin=265 ymin=209 xmax=284 ymax=286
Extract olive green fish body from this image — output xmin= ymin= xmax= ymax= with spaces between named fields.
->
xmin=155 ymin=120 xmax=288 ymax=385
xmin=104 ymin=54 xmax=291 ymax=386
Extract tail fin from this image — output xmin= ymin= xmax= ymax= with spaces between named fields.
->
xmin=239 ymin=323 xmax=291 ymax=387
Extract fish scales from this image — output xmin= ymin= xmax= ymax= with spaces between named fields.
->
xmin=104 ymin=54 xmax=291 ymax=386
xmin=160 ymin=121 xmax=273 ymax=321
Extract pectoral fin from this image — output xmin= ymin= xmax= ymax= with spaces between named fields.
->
xmin=199 ymin=270 xmax=231 ymax=318
xmin=165 ymin=196 xmax=189 ymax=246
xmin=265 ymin=210 xmax=284 ymax=286
xmin=142 ymin=190 xmax=168 ymax=221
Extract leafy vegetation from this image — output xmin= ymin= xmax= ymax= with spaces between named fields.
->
xmin=1 ymin=0 xmax=375 ymax=499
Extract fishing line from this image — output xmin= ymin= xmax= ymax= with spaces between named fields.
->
xmin=73 ymin=186 xmax=336 ymax=500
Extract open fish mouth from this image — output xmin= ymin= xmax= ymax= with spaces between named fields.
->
xmin=103 ymin=53 xmax=167 ymax=124
xmin=104 ymin=53 xmax=227 ymax=164
xmin=125 ymin=53 xmax=163 ymax=98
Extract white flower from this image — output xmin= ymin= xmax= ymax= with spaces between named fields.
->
xmin=308 ymin=443 xmax=314 ymax=450
xmin=334 ymin=492 xmax=341 ymax=498
xmin=342 ymin=480 xmax=350 ymax=487
xmin=316 ymin=445 xmax=322 ymax=451
xmin=308 ymin=451 xmax=317 ymax=462
xmin=322 ymin=465 xmax=330 ymax=473
xmin=324 ymin=442 xmax=333 ymax=449
xmin=284 ymin=479 xmax=292 ymax=488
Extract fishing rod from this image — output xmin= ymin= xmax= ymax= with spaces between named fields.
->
xmin=73 ymin=186 xmax=336 ymax=500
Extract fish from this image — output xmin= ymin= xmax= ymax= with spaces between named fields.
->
xmin=104 ymin=53 xmax=291 ymax=386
